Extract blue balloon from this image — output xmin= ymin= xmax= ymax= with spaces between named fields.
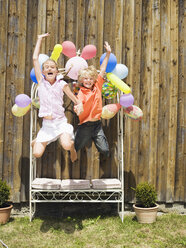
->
xmin=100 ymin=53 xmax=117 ymax=72
xmin=30 ymin=68 xmax=38 ymax=84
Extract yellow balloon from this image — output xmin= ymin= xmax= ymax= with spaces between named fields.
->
xmin=50 ymin=44 xmax=63 ymax=62
xmin=101 ymin=103 xmax=121 ymax=119
xmin=12 ymin=104 xmax=31 ymax=117
xmin=106 ymin=73 xmax=131 ymax=94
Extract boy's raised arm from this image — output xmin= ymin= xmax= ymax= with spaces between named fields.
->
xmin=99 ymin=41 xmax=111 ymax=78
xmin=33 ymin=33 xmax=50 ymax=84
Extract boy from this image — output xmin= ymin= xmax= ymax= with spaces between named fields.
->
xmin=74 ymin=42 xmax=111 ymax=156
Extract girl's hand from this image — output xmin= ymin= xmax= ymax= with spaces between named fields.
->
xmin=104 ymin=41 xmax=111 ymax=53
xmin=37 ymin=33 xmax=50 ymax=39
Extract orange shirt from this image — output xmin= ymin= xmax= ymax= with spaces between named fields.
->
xmin=77 ymin=75 xmax=104 ymax=124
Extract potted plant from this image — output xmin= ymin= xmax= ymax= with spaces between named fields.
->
xmin=132 ymin=182 xmax=159 ymax=224
xmin=0 ymin=179 xmax=13 ymax=224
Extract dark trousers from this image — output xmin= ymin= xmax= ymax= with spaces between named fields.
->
xmin=75 ymin=120 xmax=109 ymax=156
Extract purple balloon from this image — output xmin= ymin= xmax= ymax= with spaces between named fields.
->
xmin=15 ymin=94 xmax=31 ymax=108
xmin=120 ymin=94 xmax=134 ymax=107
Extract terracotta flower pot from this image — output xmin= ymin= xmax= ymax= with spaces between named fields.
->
xmin=0 ymin=204 xmax=13 ymax=224
xmin=133 ymin=203 xmax=159 ymax=224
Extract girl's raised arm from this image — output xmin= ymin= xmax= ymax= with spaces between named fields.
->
xmin=33 ymin=33 xmax=50 ymax=84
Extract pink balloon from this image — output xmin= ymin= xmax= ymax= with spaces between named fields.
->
xmin=65 ymin=56 xmax=88 ymax=80
xmin=62 ymin=41 xmax=76 ymax=58
xmin=81 ymin=45 xmax=97 ymax=60
xmin=120 ymin=94 xmax=134 ymax=107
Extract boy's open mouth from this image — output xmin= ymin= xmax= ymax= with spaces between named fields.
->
xmin=48 ymin=72 xmax=53 ymax=75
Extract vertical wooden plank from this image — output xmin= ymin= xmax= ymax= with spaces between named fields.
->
xmin=157 ymin=0 xmax=170 ymax=201
xmin=58 ymin=0 xmax=66 ymax=67
xmin=175 ymin=0 xmax=186 ymax=202
xmin=3 ymin=0 xmax=28 ymax=202
xmin=37 ymin=0 xmax=47 ymax=53
xmin=166 ymin=0 xmax=178 ymax=202
xmin=138 ymin=0 xmax=152 ymax=184
xmin=75 ymin=0 xmax=85 ymax=50
xmin=0 ymin=0 xmax=8 ymax=178
xmin=127 ymin=0 xmax=142 ymax=202
xmin=95 ymin=0 xmax=104 ymax=67
xmin=149 ymin=0 xmax=160 ymax=186
xmin=46 ymin=0 xmax=59 ymax=54
xmin=123 ymin=0 xmax=135 ymax=201
xmin=21 ymin=0 xmax=38 ymax=202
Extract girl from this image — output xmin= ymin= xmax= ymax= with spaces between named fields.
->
xmin=32 ymin=33 xmax=83 ymax=162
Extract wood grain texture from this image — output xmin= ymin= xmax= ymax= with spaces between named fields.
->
xmin=0 ymin=0 xmax=184 ymax=204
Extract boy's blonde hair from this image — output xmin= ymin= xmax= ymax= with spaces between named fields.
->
xmin=78 ymin=65 xmax=98 ymax=84
xmin=42 ymin=59 xmax=58 ymax=71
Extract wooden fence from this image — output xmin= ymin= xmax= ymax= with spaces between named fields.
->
xmin=0 ymin=0 xmax=185 ymax=204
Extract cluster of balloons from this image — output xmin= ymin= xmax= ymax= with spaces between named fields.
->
xmin=12 ymin=94 xmax=40 ymax=117
xmin=62 ymin=41 xmax=97 ymax=80
xmin=27 ymin=40 xmax=143 ymax=121
xmin=100 ymin=52 xmax=143 ymax=121
xmin=12 ymin=94 xmax=31 ymax=117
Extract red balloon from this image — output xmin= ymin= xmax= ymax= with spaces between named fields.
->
xmin=62 ymin=41 xmax=76 ymax=58
xmin=81 ymin=45 xmax=97 ymax=60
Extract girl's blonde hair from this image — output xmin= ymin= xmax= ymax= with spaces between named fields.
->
xmin=78 ymin=65 xmax=98 ymax=84
xmin=42 ymin=59 xmax=58 ymax=71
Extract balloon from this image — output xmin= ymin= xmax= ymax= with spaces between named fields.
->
xmin=102 ymin=81 xmax=118 ymax=99
xmin=32 ymin=97 xmax=40 ymax=109
xmin=12 ymin=104 xmax=31 ymax=117
xmin=112 ymin=64 xmax=128 ymax=79
xmin=15 ymin=94 xmax=31 ymax=108
xmin=100 ymin=53 xmax=117 ymax=72
xmin=101 ymin=103 xmax=121 ymax=119
xmin=81 ymin=45 xmax=97 ymax=60
xmin=50 ymin=44 xmax=63 ymax=62
xmin=62 ymin=41 xmax=76 ymax=58
xmin=120 ymin=94 xmax=134 ymax=107
xmin=123 ymin=105 xmax=143 ymax=121
xmin=65 ymin=56 xmax=88 ymax=80
xmin=30 ymin=68 xmax=38 ymax=84
xmin=38 ymin=54 xmax=49 ymax=66
xmin=72 ymin=82 xmax=80 ymax=95
xmin=106 ymin=73 xmax=131 ymax=94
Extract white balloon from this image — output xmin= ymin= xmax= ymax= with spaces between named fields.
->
xmin=111 ymin=64 xmax=128 ymax=79
xmin=65 ymin=56 xmax=88 ymax=80
xmin=39 ymin=54 xmax=49 ymax=66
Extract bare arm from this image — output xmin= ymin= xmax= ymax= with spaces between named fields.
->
xmin=33 ymin=33 xmax=50 ymax=84
xmin=63 ymin=85 xmax=83 ymax=115
xmin=99 ymin=41 xmax=111 ymax=78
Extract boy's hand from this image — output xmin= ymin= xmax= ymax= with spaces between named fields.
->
xmin=104 ymin=41 xmax=111 ymax=53
xmin=37 ymin=33 xmax=50 ymax=39
xmin=74 ymin=102 xmax=84 ymax=116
